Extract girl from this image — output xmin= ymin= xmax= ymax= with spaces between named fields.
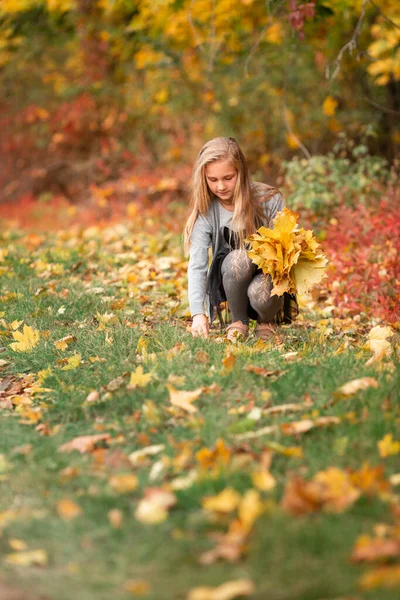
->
xmin=184 ymin=137 xmax=298 ymax=341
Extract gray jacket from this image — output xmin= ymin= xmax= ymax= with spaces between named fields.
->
xmin=188 ymin=182 xmax=285 ymax=317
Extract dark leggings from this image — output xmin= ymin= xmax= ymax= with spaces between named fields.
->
xmin=221 ymin=249 xmax=283 ymax=325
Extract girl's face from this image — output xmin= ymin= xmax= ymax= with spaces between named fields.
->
xmin=205 ymin=159 xmax=238 ymax=203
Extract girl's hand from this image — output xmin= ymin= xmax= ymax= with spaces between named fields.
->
xmin=191 ymin=314 xmax=209 ymax=338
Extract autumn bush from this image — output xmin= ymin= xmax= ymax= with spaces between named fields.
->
xmin=324 ymin=192 xmax=400 ymax=324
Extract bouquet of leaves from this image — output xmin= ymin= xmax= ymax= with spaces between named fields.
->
xmin=246 ymin=208 xmax=328 ymax=296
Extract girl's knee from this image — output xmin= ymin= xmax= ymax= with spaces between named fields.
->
xmin=222 ymin=249 xmax=255 ymax=281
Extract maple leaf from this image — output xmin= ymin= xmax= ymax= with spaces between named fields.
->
xmin=9 ymin=324 xmax=40 ymax=352
xmin=365 ymin=325 xmax=394 ymax=364
xmin=109 ymin=473 xmax=138 ymax=494
xmin=246 ymin=207 xmax=327 ymax=296
xmin=60 ymin=353 xmax=81 ymax=370
xmin=127 ymin=365 xmax=152 ymax=389
xmin=58 ymin=433 xmax=111 ymax=454
xmin=57 ymin=498 xmax=82 ymax=520
xmin=5 ymin=549 xmax=48 ymax=567
xmin=166 ymin=384 xmax=203 ymax=413
xmin=352 ymin=534 xmax=400 ymax=563
xmin=378 ymin=434 xmax=400 ymax=458
xmin=202 ymin=488 xmax=241 ymax=514
xmin=54 ymin=334 xmax=77 ymax=351
xmin=187 ymin=579 xmax=255 ymax=600
xmin=334 ymin=377 xmax=379 ymax=397
xmin=135 ymin=487 xmax=176 ymax=524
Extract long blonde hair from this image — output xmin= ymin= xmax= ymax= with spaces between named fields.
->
xmin=183 ymin=137 xmax=277 ymax=255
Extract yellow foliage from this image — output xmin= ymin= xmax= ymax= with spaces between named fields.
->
xmin=378 ymin=434 xmax=400 ymax=458
xmin=266 ymin=22 xmax=283 ymax=45
xmin=322 ymin=95 xmax=338 ymax=116
xmin=10 ymin=324 xmax=40 ymax=352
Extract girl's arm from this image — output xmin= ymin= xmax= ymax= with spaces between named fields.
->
xmin=187 ymin=214 xmax=212 ymax=319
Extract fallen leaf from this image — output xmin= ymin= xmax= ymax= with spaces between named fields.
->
xmin=352 ymin=534 xmax=400 ymax=562
xmin=10 ymin=325 xmax=40 ymax=352
xmin=222 ymin=352 xmax=236 ymax=371
xmin=135 ymin=488 xmax=176 ymax=524
xmin=54 ymin=334 xmax=77 ymax=351
xmin=187 ymin=579 xmax=255 ymax=600
xmin=57 ymin=498 xmax=82 ymax=520
xmin=166 ymin=384 xmax=203 ymax=414
xmin=359 ymin=565 xmax=400 ymax=590
xmin=366 ymin=325 xmax=394 ymax=364
xmin=129 ymin=444 xmax=165 ymax=466
xmin=378 ymin=434 xmax=400 ymax=458
xmin=5 ymin=549 xmax=48 ymax=566
xmin=109 ymin=473 xmax=139 ymax=493
xmin=108 ymin=509 xmax=123 ymax=529
xmin=127 ymin=366 xmax=153 ymax=389
xmin=59 ymin=433 xmax=111 ymax=454
xmin=8 ymin=539 xmax=28 ymax=551
xmin=202 ymin=488 xmax=241 ymax=514
xmin=252 ymin=470 xmax=276 ymax=491
xmin=124 ymin=579 xmax=151 ymax=596
xmin=60 ymin=353 xmax=81 ymax=370
xmin=335 ymin=377 xmax=379 ymax=397
xmin=245 ymin=365 xmax=283 ymax=378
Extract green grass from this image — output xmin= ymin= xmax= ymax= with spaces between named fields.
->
xmin=0 ymin=222 xmax=399 ymax=600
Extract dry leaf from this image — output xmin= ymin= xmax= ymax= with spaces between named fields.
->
xmin=335 ymin=377 xmax=379 ymax=397
xmin=366 ymin=325 xmax=394 ymax=364
xmin=109 ymin=473 xmax=138 ymax=493
xmin=359 ymin=565 xmax=400 ymax=590
xmin=59 ymin=433 xmax=110 ymax=454
xmin=124 ymin=579 xmax=151 ymax=596
xmin=54 ymin=334 xmax=77 ymax=351
xmin=57 ymin=498 xmax=82 ymax=520
xmin=187 ymin=579 xmax=255 ymax=600
xmin=61 ymin=353 xmax=81 ymax=370
xmin=352 ymin=534 xmax=400 ymax=562
xmin=127 ymin=366 xmax=153 ymax=389
xmin=202 ymin=488 xmax=241 ymax=514
xmin=135 ymin=488 xmax=176 ymax=524
xmin=378 ymin=434 xmax=400 ymax=458
xmin=222 ymin=353 xmax=236 ymax=371
xmin=245 ymin=365 xmax=282 ymax=378
xmin=252 ymin=470 xmax=276 ymax=491
xmin=10 ymin=325 xmax=40 ymax=352
xmin=166 ymin=384 xmax=203 ymax=414
xmin=108 ymin=509 xmax=123 ymax=529
xmin=5 ymin=549 xmax=48 ymax=567
xmin=129 ymin=444 xmax=165 ymax=466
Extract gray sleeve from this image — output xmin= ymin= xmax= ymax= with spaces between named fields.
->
xmin=188 ymin=215 xmax=212 ymax=316
xmin=261 ymin=192 xmax=285 ymax=227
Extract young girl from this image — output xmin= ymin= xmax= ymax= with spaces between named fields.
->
xmin=184 ymin=137 xmax=298 ymax=341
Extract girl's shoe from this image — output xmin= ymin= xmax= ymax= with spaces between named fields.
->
xmin=226 ymin=321 xmax=249 ymax=342
xmin=254 ymin=322 xmax=278 ymax=340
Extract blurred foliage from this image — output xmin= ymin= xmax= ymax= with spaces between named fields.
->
xmin=0 ymin=0 xmax=399 ymax=200
xmin=283 ymin=128 xmax=390 ymax=213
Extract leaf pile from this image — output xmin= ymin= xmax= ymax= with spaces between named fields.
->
xmin=246 ymin=207 xmax=328 ymax=296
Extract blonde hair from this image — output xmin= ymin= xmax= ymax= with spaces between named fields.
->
xmin=183 ymin=137 xmax=277 ymax=255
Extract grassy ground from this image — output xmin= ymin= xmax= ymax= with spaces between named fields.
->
xmin=0 ymin=211 xmax=399 ymax=600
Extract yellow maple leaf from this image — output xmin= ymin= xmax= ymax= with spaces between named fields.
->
xmin=10 ymin=324 xmax=40 ymax=352
xmin=378 ymin=434 xmax=400 ymax=458
xmin=127 ymin=365 xmax=152 ymax=389
xmin=109 ymin=473 xmax=139 ymax=494
xmin=292 ymin=255 xmax=328 ymax=295
xmin=202 ymin=488 xmax=241 ymax=513
xmin=5 ymin=549 xmax=48 ymax=567
xmin=366 ymin=325 xmax=394 ymax=364
xmin=56 ymin=498 xmax=82 ymax=521
xmin=238 ymin=489 xmax=265 ymax=530
xmin=187 ymin=579 xmax=255 ymax=600
xmin=61 ymin=353 xmax=81 ymax=370
xmin=55 ymin=334 xmax=77 ymax=351
xmin=166 ymin=384 xmax=203 ymax=413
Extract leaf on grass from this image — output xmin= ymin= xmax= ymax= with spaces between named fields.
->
xmin=366 ymin=325 xmax=394 ymax=364
xmin=334 ymin=377 xmax=379 ymax=397
xmin=127 ymin=366 xmax=153 ymax=389
xmin=166 ymin=384 xmax=203 ymax=414
xmin=109 ymin=473 xmax=139 ymax=494
xmin=222 ymin=352 xmax=236 ymax=371
xmin=238 ymin=489 xmax=265 ymax=530
xmin=54 ymin=334 xmax=77 ymax=351
xmin=9 ymin=325 xmax=40 ymax=352
xmin=244 ymin=365 xmax=283 ymax=378
xmin=252 ymin=470 xmax=276 ymax=491
xmin=263 ymin=403 xmax=305 ymax=416
xmin=281 ymin=467 xmax=360 ymax=515
xmin=359 ymin=565 xmax=400 ymax=590
xmin=378 ymin=434 xmax=400 ymax=458
xmin=135 ymin=487 xmax=176 ymax=524
xmin=187 ymin=579 xmax=255 ymax=600
xmin=5 ymin=549 xmax=48 ymax=567
xmin=352 ymin=534 xmax=400 ymax=563
xmin=58 ymin=433 xmax=111 ymax=454
xmin=8 ymin=539 xmax=28 ymax=551
xmin=202 ymin=488 xmax=241 ymax=514
xmin=56 ymin=499 xmax=82 ymax=521
xmin=124 ymin=579 xmax=151 ymax=595
xmin=60 ymin=353 xmax=81 ymax=370
xmin=129 ymin=444 xmax=165 ymax=466
xmin=108 ymin=509 xmax=123 ymax=529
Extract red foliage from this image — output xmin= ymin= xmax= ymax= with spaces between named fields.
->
xmin=324 ymin=196 xmax=400 ymax=324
